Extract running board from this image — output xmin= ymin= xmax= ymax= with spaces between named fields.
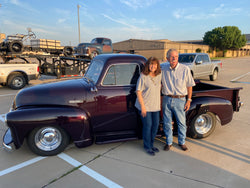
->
xmin=95 ymin=131 xmax=138 ymax=144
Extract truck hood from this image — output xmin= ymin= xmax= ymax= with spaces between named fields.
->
xmin=77 ymin=43 xmax=101 ymax=48
xmin=179 ymin=62 xmax=192 ymax=67
xmin=13 ymin=78 xmax=92 ymax=109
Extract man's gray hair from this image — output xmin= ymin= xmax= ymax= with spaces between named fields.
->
xmin=166 ymin=48 xmax=178 ymax=59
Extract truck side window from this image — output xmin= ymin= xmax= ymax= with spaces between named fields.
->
xmin=202 ymin=55 xmax=209 ymax=63
xmin=103 ymin=64 xmax=140 ymax=86
xmin=103 ymin=66 xmax=116 ymax=85
xmin=196 ymin=55 xmax=202 ymax=64
xmin=103 ymin=39 xmax=111 ymax=45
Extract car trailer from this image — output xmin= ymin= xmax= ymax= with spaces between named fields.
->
xmin=0 ymin=53 xmax=91 ymax=79
xmin=39 ymin=56 xmax=91 ymax=78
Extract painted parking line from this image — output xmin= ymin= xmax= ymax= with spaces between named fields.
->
xmin=58 ymin=153 xmax=123 ymax=188
xmin=0 ymin=94 xmax=16 ymax=97
xmin=0 ymin=156 xmax=46 ymax=177
xmin=0 ymin=114 xmax=5 ymax=123
xmin=0 ymin=151 xmax=123 ymax=187
xmin=231 ymin=72 xmax=250 ymax=83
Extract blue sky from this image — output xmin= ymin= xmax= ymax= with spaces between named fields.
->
xmin=0 ymin=0 xmax=249 ymax=46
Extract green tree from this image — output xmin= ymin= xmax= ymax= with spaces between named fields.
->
xmin=203 ymin=26 xmax=246 ymax=50
xmin=196 ymin=48 xmax=202 ymax=53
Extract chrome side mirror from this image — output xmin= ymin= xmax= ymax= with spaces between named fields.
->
xmin=91 ymin=86 xmax=98 ymax=92
xmin=196 ymin=60 xmax=202 ymax=64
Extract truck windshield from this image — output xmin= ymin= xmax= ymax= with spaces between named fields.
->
xmin=84 ymin=59 xmax=104 ymax=84
xmin=179 ymin=55 xmax=195 ymax=63
xmin=91 ymin=38 xmax=103 ymax=44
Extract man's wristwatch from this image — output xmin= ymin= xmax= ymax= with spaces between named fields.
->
xmin=187 ymin=98 xmax=192 ymax=102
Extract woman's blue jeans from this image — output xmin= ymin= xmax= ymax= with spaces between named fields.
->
xmin=140 ymin=111 xmax=160 ymax=150
xmin=162 ymin=96 xmax=187 ymax=145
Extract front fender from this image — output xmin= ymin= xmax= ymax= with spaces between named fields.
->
xmin=187 ymin=97 xmax=233 ymax=127
xmin=6 ymin=107 xmax=92 ymax=149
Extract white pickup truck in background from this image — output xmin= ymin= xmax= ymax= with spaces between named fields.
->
xmin=178 ymin=53 xmax=222 ymax=81
xmin=0 ymin=63 xmax=39 ymax=89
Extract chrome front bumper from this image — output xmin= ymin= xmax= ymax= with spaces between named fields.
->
xmin=2 ymin=128 xmax=14 ymax=152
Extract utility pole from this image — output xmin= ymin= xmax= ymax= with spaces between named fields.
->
xmin=77 ymin=4 xmax=81 ymax=44
xmin=0 ymin=4 xmax=2 ymax=33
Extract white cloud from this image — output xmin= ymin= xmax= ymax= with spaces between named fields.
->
xmin=83 ymin=14 xmax=162 ymax=43
xmin=173 ymin=9 xmax=184 ymax=19
xmin=58 ymin=19 xmax=66 ymax=24
xmin=55 ymin=8 xmax=71 ymax=16
xmin=214 ymin=4 xmax=225 ymax=12
xmin=173 ymin=4 xmax=243 ymax=20
xmin=120 ymin=0 xmax=159 ymax=10
xmin=9 ymin=0 xmax=39 ymax=13
xmin=3 ymin=19 xmax=58 ymax=37
xmin=102 ymin=14 xmax=137 ymax=29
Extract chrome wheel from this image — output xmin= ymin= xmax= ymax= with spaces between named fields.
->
xmin=190 ymin=112 xmax=216 ymax=138
xmin=34 ymin=127 xmax=62 ymax=151
xmin=28 ymin=125 xmax=69 ymax=156
xmin=194 ymin=114 xmax=213 ymax=134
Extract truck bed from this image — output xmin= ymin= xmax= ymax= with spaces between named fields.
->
xmin=193 ymin=81 xmax=242 ymax=111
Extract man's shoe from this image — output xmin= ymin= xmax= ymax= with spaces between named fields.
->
xmin=163 ymin=144 xmax=172 ymax=151
xmin=152 ymin=147 xmax=159 ymax=152
xmin=179 ymin=144 xmax=188 ymax=151
xmin=146 ymin=149 xmax=155 ymax=156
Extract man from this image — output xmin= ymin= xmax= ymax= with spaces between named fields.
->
xmin=161 ymin=49 xmax=195 ymax=151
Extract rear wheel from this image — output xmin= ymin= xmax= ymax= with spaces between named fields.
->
xmin=7 ymin=73 xmax=26 ymax=90
xmin=190 ymin=112 xmax=216 ymax=138
xmin=209 ymin=69 xmax=218 ymax=81
xmin=27 ymin=126 xmax=70 ymax=156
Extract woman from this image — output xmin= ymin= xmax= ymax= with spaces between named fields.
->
xmin=135 ymin=56 xmax=162 ymax=156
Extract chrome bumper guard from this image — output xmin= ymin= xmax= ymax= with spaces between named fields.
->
xmin=2 ymin=128 xmax=14 ymax=152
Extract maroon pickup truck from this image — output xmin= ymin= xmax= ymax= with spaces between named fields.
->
xmin=3 ymin=54 xmax=243 ymax=156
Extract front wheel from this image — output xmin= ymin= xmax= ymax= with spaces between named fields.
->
xmin=209 ymin=69 xmax=218 ymax=81
xmin=90 ymin=51 xmax=98 ymax=59
xmin=27 ymin=126 xmax=70 ymax=156
xmin=190 ymin=112 xmax=216 ymax=138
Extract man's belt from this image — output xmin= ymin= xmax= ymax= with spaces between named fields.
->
xmin=167 ymin=95 xmax=185 ymax=98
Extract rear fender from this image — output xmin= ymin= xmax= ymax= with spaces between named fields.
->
xmin=187 ymin=97 xmax=233 ymax=128
xmin=6 ymin=107 xmax=92 ymax=149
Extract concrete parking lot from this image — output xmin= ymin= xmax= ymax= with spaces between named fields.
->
xmin=0 ymin=56 xmax=250 ymax=188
